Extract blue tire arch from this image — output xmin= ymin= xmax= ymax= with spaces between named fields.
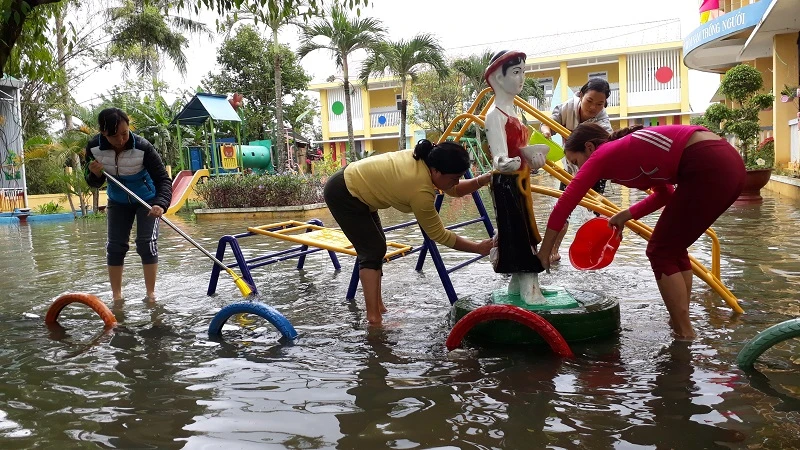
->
xmin=209 ymin=301 xmax=298 ymax=341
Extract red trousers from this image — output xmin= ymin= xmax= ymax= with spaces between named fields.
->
xmin=645 ymin=139 xmax=745 ymax=277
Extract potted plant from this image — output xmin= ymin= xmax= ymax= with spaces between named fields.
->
xmin=779 ymin=84 xmax=800 ymax=118
xmin=692 ymin=64 xmax=775 ymax=203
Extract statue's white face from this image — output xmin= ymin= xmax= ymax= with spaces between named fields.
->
xmin=492 ymin=63 xmax=525 ymax=96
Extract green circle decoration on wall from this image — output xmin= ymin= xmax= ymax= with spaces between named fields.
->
xmin=331 ymin=101 xmax=344 ymax=115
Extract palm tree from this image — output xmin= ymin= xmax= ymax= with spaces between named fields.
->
xmin=359 ymin=34 xmax=448 ymax=151
xmin=452 ymin=50 xmax=493 ymax=144
xmin=25 ymin=125 xmax=96 ymax=217
xmin=249 ymin=1 xmax=308 ymax=172
xmin=297 ymin=4 xmax=385 ymax=160
xmin=519 ymin=78 xmax=545 ymax=126
xmin=106 ymin=0 xmax=210 ymax=86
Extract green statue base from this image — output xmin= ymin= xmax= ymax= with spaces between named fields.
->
xmin=451 ymin=287 xmax=620 ymax=345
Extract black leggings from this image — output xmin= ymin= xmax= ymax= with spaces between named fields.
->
xmin=323 ymin=169 xmax=386 ymax=270
xmin=106 ymin=201 xmax=160 ymax=266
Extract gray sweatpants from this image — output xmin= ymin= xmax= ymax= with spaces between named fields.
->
xmin=106 ymin=201 xmax=160 ymax=266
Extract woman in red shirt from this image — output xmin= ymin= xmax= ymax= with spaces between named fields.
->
xmin=537 ymin=123 xmax=745 ymax=339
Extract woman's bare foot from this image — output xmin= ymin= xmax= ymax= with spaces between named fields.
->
xmin=550 ymin=253 xmax=561 ymax=263
xmin=367 ymin=311 xmax=383 ymax=325
xmin=672 ymin=331 xmax=696 ymax=341
xmin=668 ymin=318 xmax=695 ymax=340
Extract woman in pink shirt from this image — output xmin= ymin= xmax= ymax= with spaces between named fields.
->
xmin=537 ymin=123 xmax=745 ymax=339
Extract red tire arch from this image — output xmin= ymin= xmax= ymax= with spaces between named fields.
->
xmin=45 ymin=293 xmax=117 ymax=328
xmin=446 ymin=304 xmax=573 ymax=357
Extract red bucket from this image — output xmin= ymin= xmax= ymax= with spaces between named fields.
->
xmin=569 ymin=217 xmax=621 ymax=270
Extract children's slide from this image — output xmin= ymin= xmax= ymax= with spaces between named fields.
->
xmin=166 ymin=169 xmax=209 ymax=215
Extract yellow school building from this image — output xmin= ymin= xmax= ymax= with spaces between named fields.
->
xmin=683 ymin=0 xmax=799 ymax=169
xmin=309 ymin=19 xmax=694 ymax=160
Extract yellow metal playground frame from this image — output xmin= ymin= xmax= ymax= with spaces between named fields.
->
xmin=438 ymin=88 xmax=743 ymax=314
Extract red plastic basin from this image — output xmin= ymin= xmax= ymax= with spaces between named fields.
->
xmin=569 ymin=217 xmax=621 ymax=270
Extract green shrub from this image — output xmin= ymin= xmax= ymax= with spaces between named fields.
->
xmin=311 ymin=154 xmax=342 ymax=179
xmin=195 ymin=173 xmax=324 ymax=208
xmin=694 ymin=64 xmax=774 ymax=169
xmin=747 ymin=137 xmax=775 ymax=169
xmin=35 ymin=201 xmax=64 ymax=214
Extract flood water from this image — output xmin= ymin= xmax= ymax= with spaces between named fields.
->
xmin=1 ymin=177 xmax=799 ymax=449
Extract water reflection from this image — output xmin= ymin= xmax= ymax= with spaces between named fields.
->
xmin=621 ymin=342 xmax=746 ymax=448
xmin=90 ymin=301 xmax=204 ymax=449
xmin=336 ymin=328 xmax=458 ymax=449
xmin=0 ymin=187 xmax=798 ymax=448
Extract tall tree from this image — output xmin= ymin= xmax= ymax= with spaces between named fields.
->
xmin=409 ymin=70 xmax=468 ymax=141
xmin=203 ymin=25 xmax=311 ymax=144
xmin=4 ymin=1 xmax=61 ymax=138
xmin=452 ymin=50 xmax=494 ymax=145
xmin=518 ymin=77 xmax=545 ymax=126
xmin=0 ymin=0 xmax=61 ymax=77
xmin=360 ymin=33 xmax=447 ymax=150
xmin=245 ymin=1 xmax=307 ymax=172
xmin=106 ymin=0 xmax=211 ymax=87
xmin=297 ymin=4 xmax=385 ymax=160
xmin=1 ymin=0 xmax=371 ymax=78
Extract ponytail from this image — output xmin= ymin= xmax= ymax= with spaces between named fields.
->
xmin=413 ymin=139 xmax=470 ymax=174
xmin=608 ymin=124 xmax=643 ymax=141
xmin=413 ymin=139 xmax=435 ymax=161
xmin=564 ymin=123 xmax=646 ymax=155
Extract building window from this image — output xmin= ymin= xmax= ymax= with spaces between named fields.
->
xmin=588 ymin=71 xmax=608 ymax=81
xmin=396 ymin=94 xmax=403 ymax=110
xmin=538 ymin=77 xmax=554 ymax=95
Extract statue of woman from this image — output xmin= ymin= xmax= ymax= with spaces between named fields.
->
xmin=484 ymin=50 xmax=549 ymax=304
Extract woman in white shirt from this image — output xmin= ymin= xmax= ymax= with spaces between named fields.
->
xmin=540 ymin=78 xmax=613 ymax=263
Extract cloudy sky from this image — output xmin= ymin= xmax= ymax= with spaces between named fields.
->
xmin=75 ymin=0 xmax=719 ymax=111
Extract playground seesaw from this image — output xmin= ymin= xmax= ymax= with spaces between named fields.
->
xmin=207 ymin=169 xmax=495 ymax=306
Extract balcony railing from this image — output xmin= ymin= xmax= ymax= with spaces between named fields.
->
xmin=370 ymin=110 xmax=400 ymax=128
xmin=530 ymin=85 xmax=621 ymax=113
xmin=528 ymin=95 xmax=552 ymax=112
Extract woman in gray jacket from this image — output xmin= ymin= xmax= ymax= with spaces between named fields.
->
xmin=84 ymin=108 xmax=172 ymax=302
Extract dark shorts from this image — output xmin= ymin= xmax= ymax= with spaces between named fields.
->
xmin=323 ymin=169 xmax=386 ymax=271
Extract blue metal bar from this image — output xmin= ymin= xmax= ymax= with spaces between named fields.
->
xmin=346 ymin=259 xmax=360 ymax=300
xmin=447 ymin=254 xmax=487 ymax=274
xmin=444 ymin=217 xmax=485 ymax=230
xmin=383 ymin=219 xmax=419 ymax=232
xmin=207 ymin=234 xmax=258 ymax=296
xmin=249 ymin=248 xmax=328 ymax=269
xmin=420 ymin=230 xmax=459 ymax=304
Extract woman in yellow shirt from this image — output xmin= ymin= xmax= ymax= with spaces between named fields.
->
xmin=323 ymin=139 xmax=494 ymax=324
